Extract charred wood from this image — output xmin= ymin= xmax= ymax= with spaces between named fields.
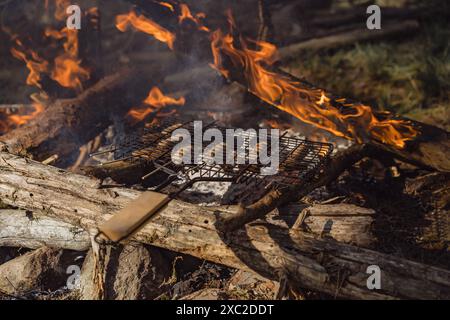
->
xmin=0 ymin=67 xmax=162 ymax=165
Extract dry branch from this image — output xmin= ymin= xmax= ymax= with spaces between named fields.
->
xmin=0 ymin=150 xmax=449 ymax=299
xmin=278 ymin=20 xmax=420 ymax=59
xmin=218 ymin=143 xmax=392 ymax=231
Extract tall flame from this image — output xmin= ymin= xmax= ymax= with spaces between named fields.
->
xmin=3 ymin=1 xmax=91 ymax=133
xmin=10 ymin=45 xmax=49 ymax=89
xmin=116 ymin=10 xmax=176 ymax=50
xmin=210 ymin=29 xmax=418 ymax=148
xmin=127 ymin=86 xmax=185 ymax=123
xmin=45 ymin=27 xmax=90 ymax=90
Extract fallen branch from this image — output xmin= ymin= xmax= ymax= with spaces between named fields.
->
xmin=278 ymin=20 xmax=420 ymax=59
xmin=218 ymin=144 xmax=384 ymax=231
xmin=0 ymin=150 xmax=449 ymax=299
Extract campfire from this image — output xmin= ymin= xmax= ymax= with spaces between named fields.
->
xmin=0 ymin=0 xmax=448 ymax=301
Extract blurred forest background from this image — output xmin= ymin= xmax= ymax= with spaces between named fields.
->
xmin=0 ymin=0 xmax=448 ymax=130
xmin=285 ymin=0 xmax=450 ymax=131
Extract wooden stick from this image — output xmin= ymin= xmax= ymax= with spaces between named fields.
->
xmin=278 ymin=20 xmax=420 ymax=59
xmin=218 ymin=144 xmax=384 ymax=232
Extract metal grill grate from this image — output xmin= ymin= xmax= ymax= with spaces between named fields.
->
xmin=92 ymin=120 xmax=333 ymax=198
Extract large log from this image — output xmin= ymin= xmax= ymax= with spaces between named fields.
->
xmin=0 ymin=150 xmax=449 ymax=299
xmin=0 ymin=203 xmax=375 ymax=250
xmin=0 ymin=210 xmax=90 ymax=251
xmin=0 ymin=69 xmax=136 ymax=163
xmin=0 ymin=53 xmax=176 ymax=164
xmin=222 ymin=61 xmax=450 ymax=172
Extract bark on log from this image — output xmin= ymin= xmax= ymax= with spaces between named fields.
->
xmin=0 ymin=203 xmax=375 ymax=250
xmin=80 ymin=244 xmax=171 ymax=300
xmin=286 ymin=204 xmax=375 ymax=248
xmin=0 ymin=209 xmax=90 ymax=251
xmin=0 ymin=150 xmax=449 ymax=299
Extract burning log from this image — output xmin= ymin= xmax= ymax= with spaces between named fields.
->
xmin=0 ymin=150 xmax=449 ymax=300
xmin=0 ymin=66 xmax=167 ymax=164
xmin=211 ymin=49 xmax=450 ymax=172
xmin=110 ymin=2 xmax=449 ymax=174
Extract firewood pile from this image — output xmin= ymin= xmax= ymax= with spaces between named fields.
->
xmin=0 ymin=0 xmax=448 ymax=300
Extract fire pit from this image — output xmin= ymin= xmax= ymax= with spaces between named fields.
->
xmin=0 ymin=0 xmax=448 ymax=301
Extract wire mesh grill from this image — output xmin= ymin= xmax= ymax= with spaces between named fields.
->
xmin=94 ymin=120 xmax=333 ymax=196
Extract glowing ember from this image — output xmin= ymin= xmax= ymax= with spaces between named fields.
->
xmin=127 ymin=87 xmax=185 ymax=123
xmin=116 ymin=10 xmax=176 ymax=50
xmin=8 ymin=103 xmax=44 ymax=126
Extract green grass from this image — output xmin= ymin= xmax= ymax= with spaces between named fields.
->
xmin=286 ymin=13 xmax=450 ymax=130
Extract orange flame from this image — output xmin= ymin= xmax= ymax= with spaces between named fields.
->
xmin=127 ymin=87 xmax=185 ymax=123
xmin=9 ymin=103 xmax=44 ymax=126
xmin=178 ymin=4 xmax=210 ymax=32
xmin=45 ymin=27 xmax=90 ymax=90
xmin=54 ymin=0 xmax=71 ymax=21
xmin=10 ymin=46 xmax=49 ymax=89
xmin=157 ymin=1 xmax=175 ymax=12
xmin=11 ymin=2 xmax=90 ymax=92
xmin=0 ymin=103 xmax=45 ymax=134
xmin=116 ymin=10 xmax=176 ymax=50
xmin=210 ymin=29 xmax=418 ymax=148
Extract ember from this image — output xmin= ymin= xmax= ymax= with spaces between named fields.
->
xmin=127 ymin=86 xmax=185 ymax=123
